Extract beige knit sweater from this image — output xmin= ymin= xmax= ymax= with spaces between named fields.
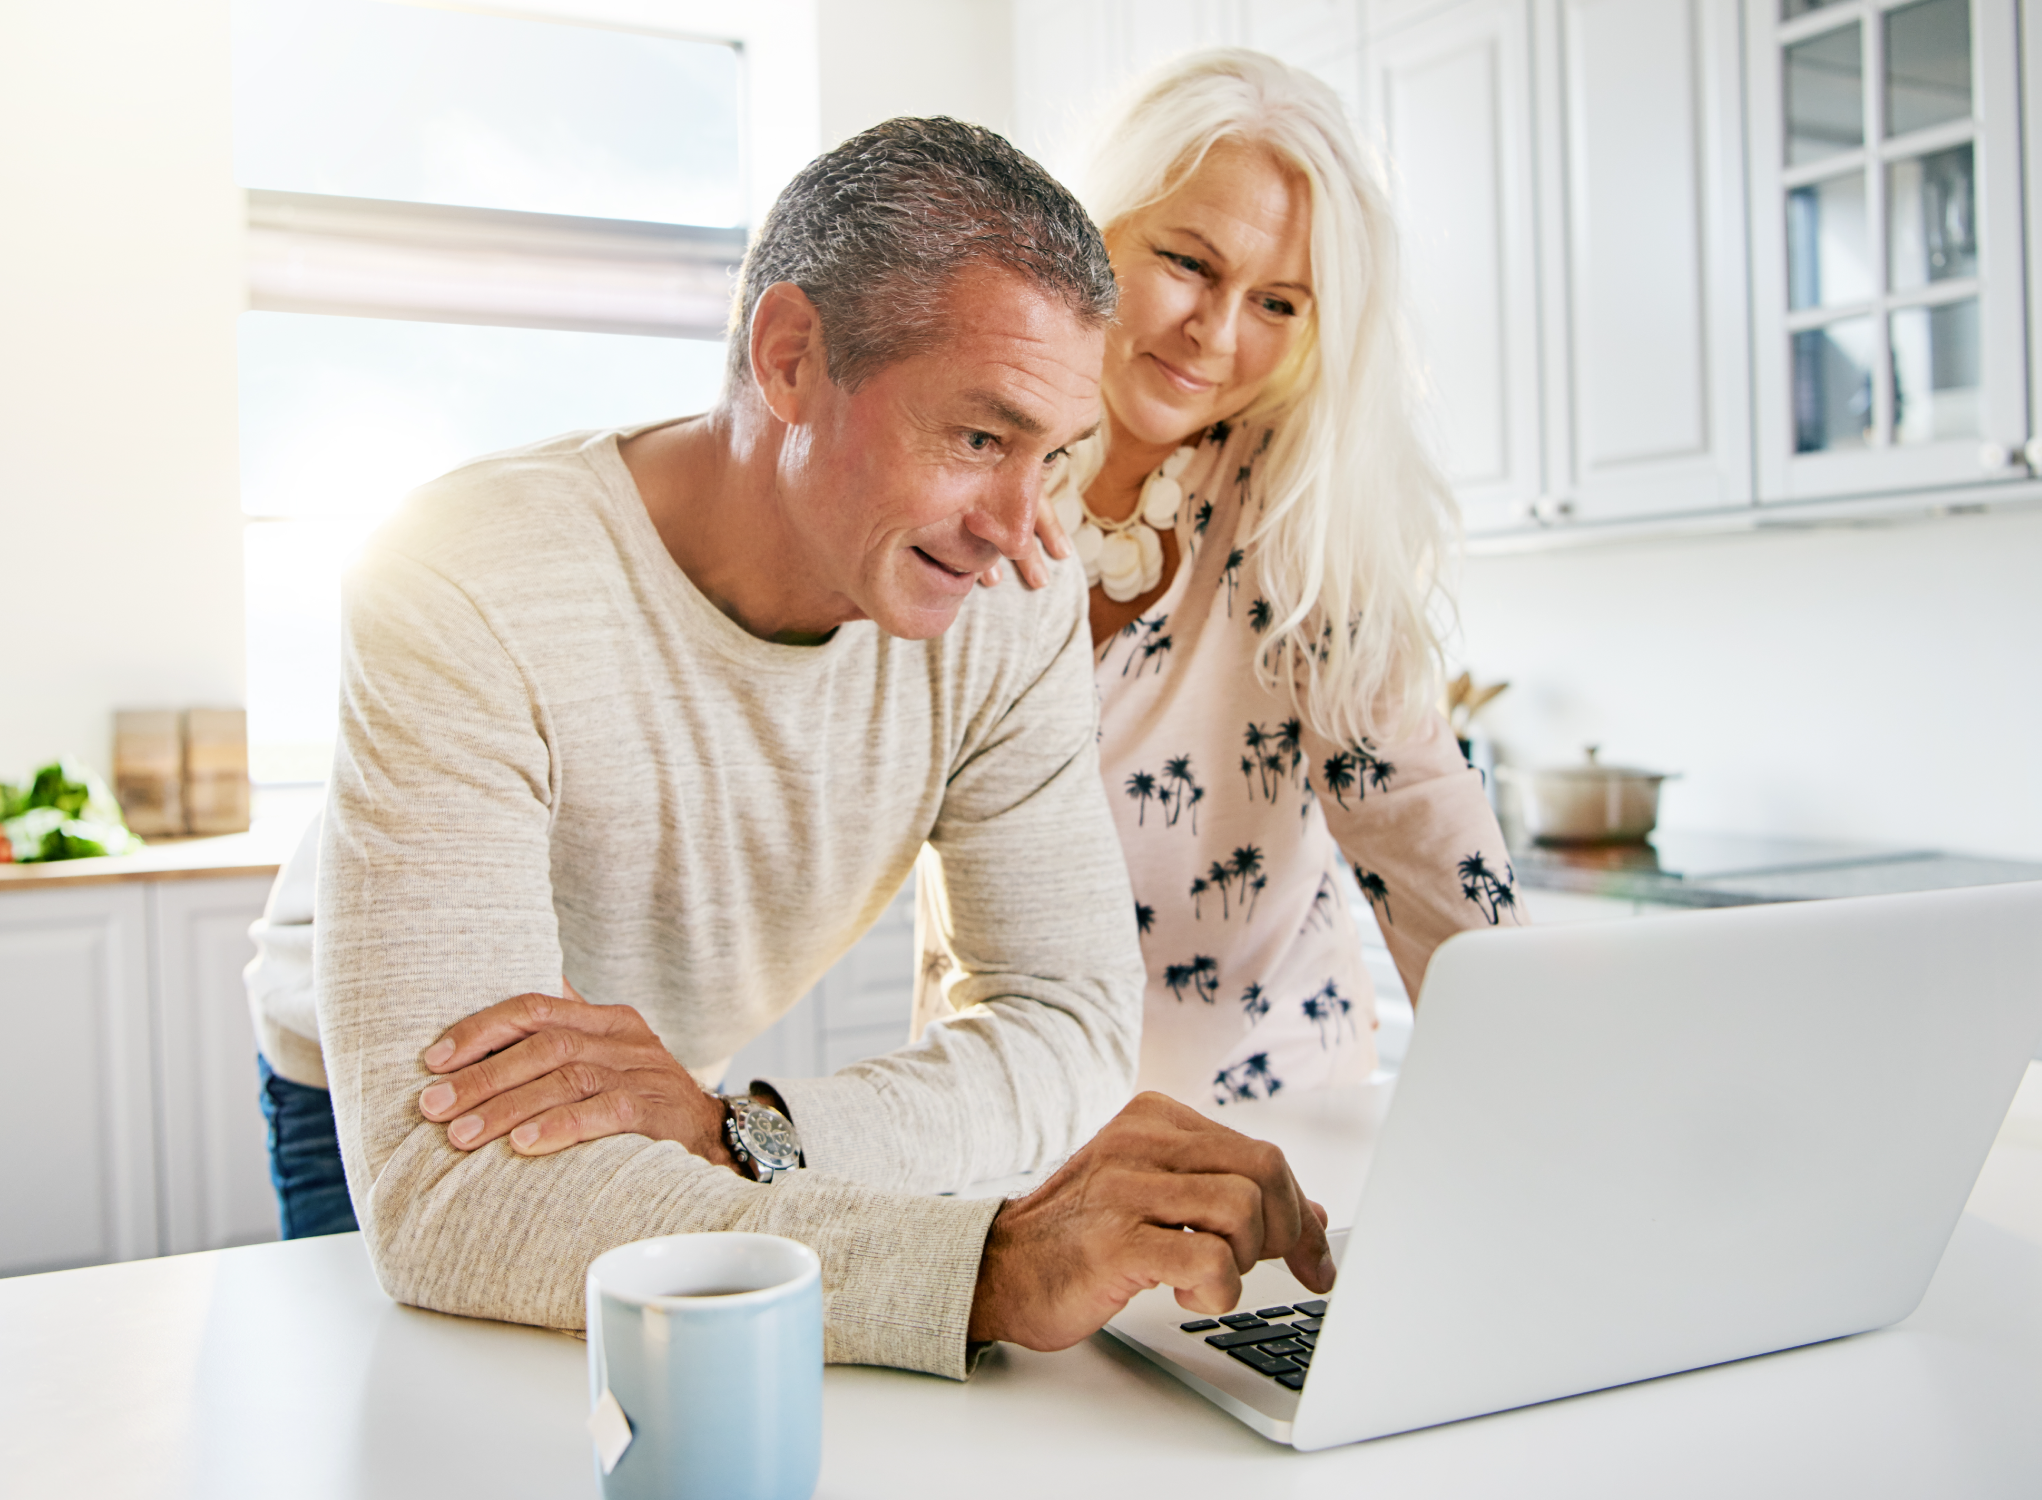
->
xmin=316 ymin=427 xmax=1145 ymax=1379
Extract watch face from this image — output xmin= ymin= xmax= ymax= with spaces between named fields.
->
xmin=738 ymin=1104 xmax=801 ymax=1170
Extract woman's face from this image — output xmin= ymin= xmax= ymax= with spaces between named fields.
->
xmin=1102 ymin=143 xmax=1315 ymax=449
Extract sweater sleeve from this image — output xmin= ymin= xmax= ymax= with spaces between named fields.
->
xmin=317 ymin=546 xmax=1001 ymax=1379
xmin=1302 ymin=708 xmax=1527 ymax=1003
xmin=762 ymin=559 xmax=1147 ymax=1191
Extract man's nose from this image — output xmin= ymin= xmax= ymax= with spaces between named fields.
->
xmin=964 ymin=463 xmax=1041 ymax=560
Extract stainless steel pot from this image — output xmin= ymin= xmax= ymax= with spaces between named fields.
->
xmin=1496 ymin=746 xmax=1677 ymax=845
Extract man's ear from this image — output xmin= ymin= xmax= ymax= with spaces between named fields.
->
xmin=749 ymin=281 xmax=829 ymax=426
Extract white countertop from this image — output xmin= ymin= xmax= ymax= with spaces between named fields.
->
xmin=4 ymin=1066 xmax=2038 ymax=1499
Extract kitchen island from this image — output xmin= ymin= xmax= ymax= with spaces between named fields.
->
xmin=2 ymin=1068 xmax=2037 ymax=1499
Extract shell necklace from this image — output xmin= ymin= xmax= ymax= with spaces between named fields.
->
xmin=1052 ymin=443 xmax=1197 ymax=603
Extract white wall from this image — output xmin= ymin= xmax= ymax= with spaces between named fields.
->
xmin=0 ymin=1 xmax=246 ymax=784
xmin=817 ymin=0 xmax=1015 ymax=146
xmin=1011 ymin=0 xmax=1361 ymax=187
xmin=1457 ymin=508 xmax=2042 ymax=862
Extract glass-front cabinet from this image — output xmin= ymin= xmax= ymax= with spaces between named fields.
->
xmin=1747 ymin=0 xmax=2029 ymax=502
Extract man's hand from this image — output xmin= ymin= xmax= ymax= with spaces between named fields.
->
xmin=416 ymin=982 xmax=738 ymax=1169
xmin=967 ymin=1092 xmax=1335 ymax=1350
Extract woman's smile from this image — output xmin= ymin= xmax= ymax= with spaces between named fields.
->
xmin=1144 ymin=351 xmax=1219 ymax=394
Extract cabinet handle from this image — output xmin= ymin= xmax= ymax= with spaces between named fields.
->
xmin=1529 ymin=495 xmax=1577 ymax=525
xmin=2025 ymin=438 xmax=2042 ymax=473
xmin=1979 ymin=442 xmax=2022 ymax=472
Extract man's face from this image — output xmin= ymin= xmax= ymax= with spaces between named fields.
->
xmin=779 ymin=263 xmax=1105 ymax=640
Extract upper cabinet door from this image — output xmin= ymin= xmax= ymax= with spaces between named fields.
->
xmin=1369 ymin=0 xmax=1547 ymax=533
xmin=1748 ymin=0 xmax=2030 ymax=501
xmin=1541 ymin=0 xmax=1755 ymax=519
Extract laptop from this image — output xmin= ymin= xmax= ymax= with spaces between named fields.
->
xmin=1103 ymin=881 xmax=2042 ymax=1452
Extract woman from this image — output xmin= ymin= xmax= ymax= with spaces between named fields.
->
xmin=984 ymin=50 xmax=1524 ymax=1106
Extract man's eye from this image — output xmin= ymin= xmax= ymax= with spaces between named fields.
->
xmin=966 ymin=432 xmax=995 ymax=451
xmin=1160 ymin=249 xmax=1204 ymax=275
xmin=1043 ymin=446 xmax=1069 ymax=465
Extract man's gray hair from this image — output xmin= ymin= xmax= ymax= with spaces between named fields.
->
xmin=728 ymin=116 xmax=1118 ymax=392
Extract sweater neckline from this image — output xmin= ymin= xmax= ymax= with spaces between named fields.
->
xmin=584 ymin=421 xmax=870 ymax=673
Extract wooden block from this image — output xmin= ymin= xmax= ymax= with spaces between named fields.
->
xmin=114 ymin=709 xmax=185 ymax=838
xmin=183 ymin=708 xmax=249 ymax=836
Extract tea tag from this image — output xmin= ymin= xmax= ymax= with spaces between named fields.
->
xmin=587 ymin=1387 xmax=634 ymax=1475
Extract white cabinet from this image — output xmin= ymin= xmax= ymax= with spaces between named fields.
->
xmin=1364 ymin=0 xmax=2037 ymax=532
xmin=0 ymin=886 xmax=158 ymax=1276
xmin=0 ymin=874 xmax=277 ymax=1279
xmin=1746 ymin=0 xmax=2030 ymax=502
xmin=1367 ymin=0 xmax=1752 ymax=531
xmin=2030 ymin=0 xmax=2042 ymax=448
xmin=1370 ymin=0 xmax=1547 ymax=531
xmin=1539 ymin=0 xmax=1754 ymax=519
xmin=152 ymin=877 xmax=283 ymax=1256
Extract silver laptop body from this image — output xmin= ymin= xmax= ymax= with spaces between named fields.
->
xmin=1102 ymin=882 xmax=2042 ymax=1451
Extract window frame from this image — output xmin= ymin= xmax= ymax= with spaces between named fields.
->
xmin=234 ymin=0 xmax=812 ymax=782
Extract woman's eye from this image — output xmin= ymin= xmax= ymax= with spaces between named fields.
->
xmin=1260 ymin=296 xmax=1297 ymax=317
xmin=1160 ymin=249 xmax=1204 ymax=275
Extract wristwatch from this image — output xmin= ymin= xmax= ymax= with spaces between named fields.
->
xmin=722 ymin=1095 xmax=802 ymax=1183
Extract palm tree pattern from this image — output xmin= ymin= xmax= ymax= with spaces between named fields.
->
xmin=1299 ymin=979 xmax=1356 ymax=1049
xmin=1301 ymin=872 xmax=1338 ymax=933
xmin=1318 ymin=739 xmax=1397 ymax=808
xmin=1115 ymin=614 xmax=1172 ymax=678
xmin=1352 ymin=864 xmax=1392 ymax=925
xmin=1136 ymin=633 xmax=1175 ymax=678
xmin=1163 ymin=953 xmax=1221 ymax=1004
xmin=1239 ymin=983 xmax=1270 ymax=1024
xmin=1214 ymin=1052 xmax=1281 ymax=1104
xmin=1190 ymin=844 xmax=1268 ymax=922
xmin=1087 ymin=415 xmax=1518 ymax=1106
xmin=1240 ymin=718 xmax=1307 ymax=803
xmin=1124 ymin=770 xmax=1157 ymax=825
xmin=1457 ymin=851 xmax=1518 ymax=925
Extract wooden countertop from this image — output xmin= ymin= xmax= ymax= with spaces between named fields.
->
xmin=0 ymin=825 xmax=294 ymax=890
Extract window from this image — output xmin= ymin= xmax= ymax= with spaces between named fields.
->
xmin=231 ymin=0 xmax=799 ymax=783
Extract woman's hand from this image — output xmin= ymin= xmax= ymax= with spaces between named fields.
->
xmin=978 ymin=490 xmax=1073 ymax=591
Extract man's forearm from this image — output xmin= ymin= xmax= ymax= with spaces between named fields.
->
xmin=352 ymin=1110 xmax=1001 ymax=1377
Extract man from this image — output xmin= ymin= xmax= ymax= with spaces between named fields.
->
xmin=317 ymin=117 xmax=1332 ymax=1379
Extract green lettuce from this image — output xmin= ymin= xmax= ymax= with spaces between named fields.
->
xmin=0 ymin=759 xmax=143 ymax=862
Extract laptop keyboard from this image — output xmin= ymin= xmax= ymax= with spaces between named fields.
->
xmin=1178 ymin=1300 xmax=1327 ymax=1391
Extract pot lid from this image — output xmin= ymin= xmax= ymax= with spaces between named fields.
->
xmin=1501 ymin=745 xmax=1677 ymax=782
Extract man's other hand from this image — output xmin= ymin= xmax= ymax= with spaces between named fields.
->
xmin=415 ymin=983 xmax=738 ymax=1169
xmin=966 ymin=1092 xmax=1336 ymax=1350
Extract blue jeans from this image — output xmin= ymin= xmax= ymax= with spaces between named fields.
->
xmin=257 ymin=1055 xmax=360 ymax=1239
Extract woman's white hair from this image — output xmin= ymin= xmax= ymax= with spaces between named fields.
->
xmin=1073 ymin=48 xmax=1458 ymax=746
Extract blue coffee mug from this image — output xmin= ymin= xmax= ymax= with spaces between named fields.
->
xmin=586 ymin=1232 xmax=822 ymax=1500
